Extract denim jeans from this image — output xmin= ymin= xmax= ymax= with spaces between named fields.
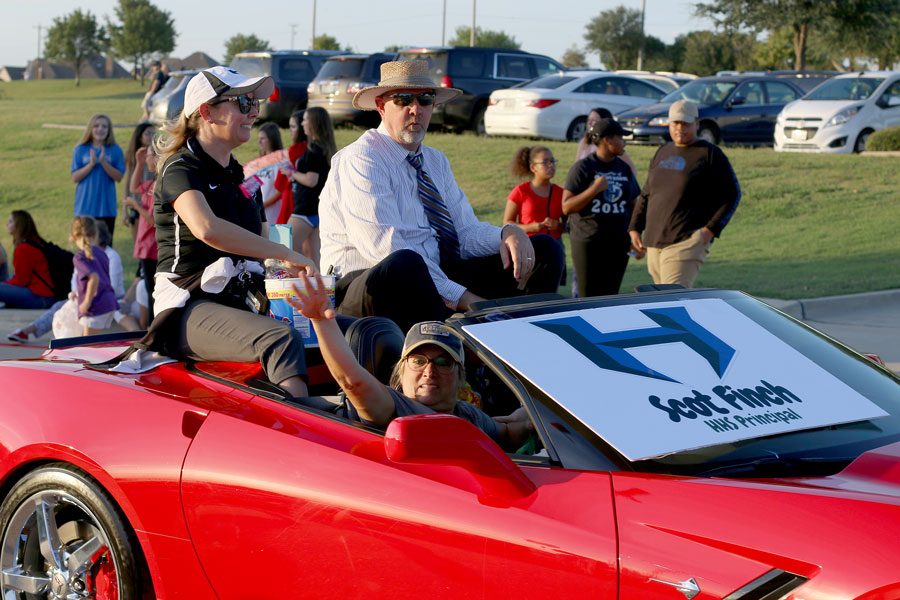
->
xmin=0 ymin=283 xmax=56 ymax=309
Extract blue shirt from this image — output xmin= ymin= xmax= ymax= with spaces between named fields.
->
xmin=71 ymin=143 xmax=125 ymax=218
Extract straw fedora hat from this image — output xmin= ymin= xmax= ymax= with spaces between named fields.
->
xmin=352 ymin=60 xmax=461 ymax=110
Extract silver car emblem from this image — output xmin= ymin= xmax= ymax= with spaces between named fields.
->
xmin=648 ymin=576 xmax=701 ymax=599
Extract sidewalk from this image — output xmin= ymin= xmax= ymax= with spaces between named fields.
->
xmin=1 ymin=290 xmax=898 ymax=371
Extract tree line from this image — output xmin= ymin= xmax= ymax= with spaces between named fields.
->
xmin=43 ymin=0 xmax=900 ymax=88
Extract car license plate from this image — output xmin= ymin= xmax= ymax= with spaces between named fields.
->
xmin=791 ymin=129 xmax=809 ymax=141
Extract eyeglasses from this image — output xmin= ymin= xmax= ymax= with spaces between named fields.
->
xmin=211 ymin=95 xmax=261 ymax=114
xmin=531 ymin=159 xmax=558 ymax=166
xmin=385 ymin=92 xmax=436 ymax=107
xmin=405 ymin=353 xmax=456 ymax=373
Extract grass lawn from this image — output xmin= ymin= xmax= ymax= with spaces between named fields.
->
xmin=1 ymin=78 xmax=898 ymax=299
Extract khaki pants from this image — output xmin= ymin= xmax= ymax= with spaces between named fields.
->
xmin=646 ymin=229 xmax=711 ymax=288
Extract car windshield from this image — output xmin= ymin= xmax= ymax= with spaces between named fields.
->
xmin=804 ymin=77 xmax=884 ymax=101
xmin=520 ymin=75 xmax=578 ymax=89
xmin=230 ymin=56 xmax=271 ymax=77
xmin=458 ymin=290 xmax=899 ymax=478
xmin=662 ymin=80 xmax=737 ymax=104
xmin=317 ymin=59 xmax=364 ymax=79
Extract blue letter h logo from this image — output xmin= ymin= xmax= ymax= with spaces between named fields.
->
xmin=533 ymin=306 xmax=734 ymax=383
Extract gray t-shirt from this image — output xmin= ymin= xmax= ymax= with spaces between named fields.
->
xmin=342 ymin=387 xmax=500 ymax=442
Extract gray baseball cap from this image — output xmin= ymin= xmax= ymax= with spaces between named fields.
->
xmin=402 ymin=321 xmax=464 ymax=364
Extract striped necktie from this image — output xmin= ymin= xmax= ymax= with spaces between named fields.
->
xmin=406 ymin=153 xmax=460 ymax=260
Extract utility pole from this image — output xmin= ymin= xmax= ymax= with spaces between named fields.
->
xmin=33 ymin=24 xmax=44 ymax=80
xmin=311 ymin=0 xmax=317 ymax=49
xmin=290 ymin=24 xmax=298 ymax=49
xmin=469 ymin=0 xmax=476 ymax=47
xmin=441 ymin=0 xmax=447 ymax=46
xmin=637 ymin=0 xmax=646 ymax=70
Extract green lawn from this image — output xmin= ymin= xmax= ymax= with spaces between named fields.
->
xmin=1 ymin=78 xmax=898 ymax=299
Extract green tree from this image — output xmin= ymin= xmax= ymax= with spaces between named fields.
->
xmin=583 ymin=6 xmax=643 ymax=70
xmin=639 ymin=35 xmax=672 ymax=71
xmin=695 ymin=0 xmax=895 ymax=71
xmin=43 ymin=9 xmax=107 ymax=87
xmin=314 ymin=34 xmax=350 ymax=51
xmin=676 ymin=30 xmax=759 ymax=76
xmin=223 ymin=34 xmax=271 ymax=64
xmin=448 ymin=26 xmax=520 ymax=49
xmin=561 ymin=46 xmax=588 ymax=68
xmin=107 ymin=0 xmax=176 ymax=85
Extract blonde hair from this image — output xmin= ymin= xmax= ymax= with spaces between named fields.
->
xmin=155 ymin=111 xmax=203 ymax=165
xmin=78 ymin=114 xmax=116 ymax=146
xmin=71 ymin=216 xmax=98 ymax=260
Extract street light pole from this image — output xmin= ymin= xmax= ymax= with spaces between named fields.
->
xmin=33 ymin=24 xmax=43 ymax=80
xmin=470 ymin=0 xmax=476 ymax=47
xmin=637 ymin=0 xmax=646 ymax=70
xmin=442 ymin=0 xmax=447 ymax=46
xmin=311 ymin=0 xmax=317 ymax=49
xmin=290 ymin=24 xmax=298 ymax=49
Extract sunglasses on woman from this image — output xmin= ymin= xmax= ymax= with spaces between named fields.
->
xmin=385 ymin=92 xmax=436 ymax=107
xmin=210 ymin=95 xmax=262 ymax=114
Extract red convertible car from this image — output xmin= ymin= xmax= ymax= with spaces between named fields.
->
xmin=0 ymin=288 xmax=898 ymax=599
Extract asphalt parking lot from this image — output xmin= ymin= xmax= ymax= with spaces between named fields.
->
xmin=1 ymin=290 xmax=897 ymax=373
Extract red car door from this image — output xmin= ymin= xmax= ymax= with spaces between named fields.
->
xmin=180 ymin=398 xmax=618 ymax=599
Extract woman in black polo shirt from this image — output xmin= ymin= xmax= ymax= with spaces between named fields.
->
xmin=151 ymin=66 xmax=316 ymax=397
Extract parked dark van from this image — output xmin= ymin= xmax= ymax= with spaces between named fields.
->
xmin=398 ymin=46 xmax=565 ymax=133
xmin=229 ymin=50 xmax=347 ymax=126
xmin=307 ymin=53 xmax=398 ymax=127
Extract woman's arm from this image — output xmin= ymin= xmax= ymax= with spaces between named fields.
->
xmin=562 ymin=176 xmax=607 ymax=215
xmin=503 ymin=200 xmax=544 ymax=234
xmin=79 ymin=272 xmax=99 ymax=315
xmin=71 ymin=150 xmax=96 ymax=184
xmin=97 ymin=147 xmax=124 ymax=182
xmin=172 ymin=189 xmax=316 ymax=274
xmin=129 ymin=148 xmax=147 ymax=194
xmin=291 ymin=170 xmax=319 ymax=188
xmin=288 ymin=272 xmax=396 ymax=425
xmin=263 ymin=187 xmax=281 ymax=208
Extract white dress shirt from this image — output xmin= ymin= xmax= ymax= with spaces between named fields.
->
xmin=320 ymin=124 xmax=502 ymax=305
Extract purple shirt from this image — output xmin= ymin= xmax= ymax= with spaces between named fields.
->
xmin=74 ymin=246 xmax=118 ymax=317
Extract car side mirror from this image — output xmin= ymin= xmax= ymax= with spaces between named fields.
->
xmin=727 ymin=96 xmax=746 ymax=108
xmin=385 ymin=414 xmax=536 ymax=506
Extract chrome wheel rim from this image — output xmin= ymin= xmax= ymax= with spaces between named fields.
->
xmin=1 ymin=490 xmax=118 ymax=599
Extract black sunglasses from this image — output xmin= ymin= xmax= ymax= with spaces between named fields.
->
xmin=385 ymin=92 xmax=436 ymax=107
xmin=211 ymin=95 xmax=261 ymax=114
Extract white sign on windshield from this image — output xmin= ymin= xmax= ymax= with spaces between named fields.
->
xmin=463 ymin=298 xmax=888 ymax=461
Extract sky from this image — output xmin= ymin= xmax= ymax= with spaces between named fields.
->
xmin=0 ymin=0 xmax=714 ymax=69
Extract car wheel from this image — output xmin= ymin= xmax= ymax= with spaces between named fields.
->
xmin=854 ymin=129 xmax=872 ymax=153
xmin=566 ymin=117 xmax=587 ymax=142
xmin=472 ymin=106 xmax=487 ymax=136
xmin=0 ymin=464 xmax=140 ymax=599
xmin=697 ymin=123 xmax=719 ymax=145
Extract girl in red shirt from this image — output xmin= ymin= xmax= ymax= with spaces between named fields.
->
xmin=0 ymin=210 xmax=56 ymax=309
xmin=503 ymin=146 xmax=565 ymax=240
xmin=275 ymin=110 xmax=309 ymax=225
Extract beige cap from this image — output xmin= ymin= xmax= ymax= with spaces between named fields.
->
xmin=668 ymin=99 xmax=699 ymax=124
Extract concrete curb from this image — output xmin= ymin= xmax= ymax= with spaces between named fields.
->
xmin=759 ymin=289 xmax=900 ymax=321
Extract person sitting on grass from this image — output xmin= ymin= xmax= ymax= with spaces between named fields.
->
xmin=289 ymin=271 xmax=533 ymax=451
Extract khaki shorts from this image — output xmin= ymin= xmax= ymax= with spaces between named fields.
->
xmin=646 ymin=229 xmax=711 ymax=288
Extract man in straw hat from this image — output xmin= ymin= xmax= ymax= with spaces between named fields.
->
xmin=628 ymin=99 xmax=741 ymax=288
xmin=319 ymin=60 xmax=563 ymax=332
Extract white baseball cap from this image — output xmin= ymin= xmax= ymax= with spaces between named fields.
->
xmin=182 ymin=66 xmax=275 ymax=117
xmin=668 ymin=99 xmax=699 ymax=124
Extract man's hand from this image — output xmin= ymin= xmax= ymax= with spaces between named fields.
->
xmin=500 ymin=225 xmax=535 ymax=283
xmin=452 ymin=290 xmax=485 ymax=312
xmin=629 ymin=230 xmax=645 ymax=255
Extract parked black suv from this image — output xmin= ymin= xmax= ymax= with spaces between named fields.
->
xmin=229 ymin=50 xmax=347 ymax=126
xmin=398 ymin=46 xmax=565 ymax=133
xmin=307 ymin=53 xmax=398 ymax=127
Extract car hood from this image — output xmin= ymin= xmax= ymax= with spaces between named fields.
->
xmin=612 ymin=442 xmax=900 ymax=597
xmin=615 ymin=101 xmax=673 ymax=120
xmin=780 ymin=99 xmax=862 ymax=118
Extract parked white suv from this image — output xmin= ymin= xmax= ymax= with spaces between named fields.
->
xmin=774 ymin=71 xmax=900 ymax=153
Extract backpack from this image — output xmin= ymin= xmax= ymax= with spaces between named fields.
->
xmin=24 ymin=240 xmax=75 ymax=301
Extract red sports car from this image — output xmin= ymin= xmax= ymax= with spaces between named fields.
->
xmin=0 ymin=288 xmax=898 ymax=599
